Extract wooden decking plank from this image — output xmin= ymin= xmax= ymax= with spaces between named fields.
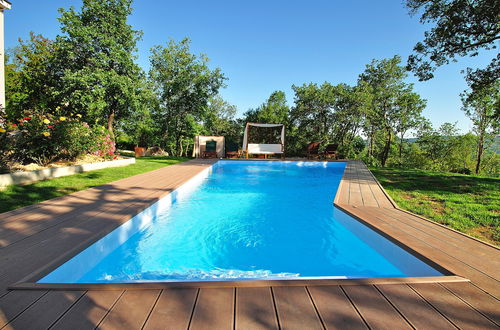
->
xmin=348 ymin=164 xmax=364 ymax=207
xmin=272 ymin=286 xmax=323 ymax=330
xmin=410 ymin=283 xmax=497 ymax=329
xmin=235 ymin=287 xmax=279 ymax=330
xmin=189 ymin=288 xmax=234 ymax=330
xmin=143 ymin=288 xmax=198 ymax=330
xmin=360 ymin=163 xmax=394 ymax=208
xmin=441 ymin=282 xmax=500 ymax=326
xmin=342 ymin=285 xmax=412 ymax=329
xmin=0 ymin=161 xmax=209 ymax=246
xmin=376 ymin=207 xmax=499 ymax=279
xmin=0 ymin=164 xmax=201 ymax=249
xmin=97 ymin=290 xmax=161 ymax=330
xmin=307 ymin=285 xmax=367 ymax=329
xmin=50 ymin=290 xmax=123 ymax=330
xmin=0 ymin=290 xmax=48 ymax=328
xmin=339 ymin=205 xmax=500 ymax=297
xmin=376 ymin=284 xmax=456 ymax=329
xmin=334 ymin=172 xmax=350 ymax=205
xmin=0 ymin=167 xmax=209 ymax=288
xmin=5 ymin=290 xmax=84 ymax=330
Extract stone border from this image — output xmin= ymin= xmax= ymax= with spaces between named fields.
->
xmin=0 ymin=157 xmax=136 ymax=189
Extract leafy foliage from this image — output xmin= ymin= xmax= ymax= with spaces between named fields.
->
xmin=406 ymin=0 xmax=500 ymax=87
xmin=149 ymin=38 xmax=226 ymax=156
xmin=52 ymin=0 xmax=147 ymax=138
xmin=359 ymin=56 xmax=426 ymax=166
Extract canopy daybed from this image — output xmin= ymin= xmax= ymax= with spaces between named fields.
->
xmin=242 ymin=123 xmax=285 ymax=159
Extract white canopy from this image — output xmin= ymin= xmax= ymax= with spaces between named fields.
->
xmin=242 ymin=123 xmax=285 ymax=152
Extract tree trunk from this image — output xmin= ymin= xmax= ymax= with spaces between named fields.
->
xmin=381 ymin=128 xmax=392 ymax=167
xmin=178 ymin=138 xmax=183 ymax=157
xmin=399 ymin=131 xmax=405 ymax=159
xmin=107 ymin=110 xmax=115 ymax=141
xmin=475 ymin=132 xmax=484 ymax=175
xmin=368 ymin=127 xmax=374 ymax=158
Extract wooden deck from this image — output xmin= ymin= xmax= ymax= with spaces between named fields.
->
xmin=0 ymin=160 xmax=498 ymax=329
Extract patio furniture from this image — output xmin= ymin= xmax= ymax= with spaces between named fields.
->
xmin=203 ymin=140 xmax=218 ymax=158
xmin=242 ymin=123 xmax=285 ymax=159
xmin=307 ymin=142 xmax=321 ymax=159
xmin=225 ymin=141 xmax=241 ymax=158
xmin=193 ymin=136 xmax=225 ymax=158
xmin=324 ymin=144 xmax=339 ymax=159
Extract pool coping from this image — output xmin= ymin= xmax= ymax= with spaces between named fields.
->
xmin=9 ymin=159 xmax=470 ymax=290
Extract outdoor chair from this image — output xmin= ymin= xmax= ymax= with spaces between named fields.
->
xmin=324 ymin=144 xmax=339 ymax=160
xmin=225 ymin=141 xmax=241 ymax=158
xmin=307 ymin=142 xmax=321 ymax=159
xmin=203 ymin=140 xmax=218 ymax=158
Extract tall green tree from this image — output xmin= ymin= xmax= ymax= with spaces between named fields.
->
xmin=5 ymin=33 xmax=57 ymax=121
xmin=203 ymin=95 xmax=236 ymax=136
xmin=54 ymin=0 xmax=146 ymax=139
xmin=461 ymin=80 xmax=499 ymax=174
xmin=394 ymin=92 xmax=426 ymax=159
xmin=149 ymin=38 xmax=226 ymax=156
xmin=406 ymin=0 xmax=499 ymax=95
xmin=359 ymin=56 xmax=426 ymax=167
xmin=244 ymin=91 xmax=290 ymax=124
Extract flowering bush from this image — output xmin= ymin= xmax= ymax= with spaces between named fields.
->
xmin=90 ymin=126 xmax=116 ymax=160
xmin=4 ymin=112 xmax=115 ymax=165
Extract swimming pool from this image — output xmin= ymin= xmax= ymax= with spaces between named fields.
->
xmin=39 ymin=161 xmax=443 ymax=283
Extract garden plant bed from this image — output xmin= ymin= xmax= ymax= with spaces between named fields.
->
xmin=0 ymin=156 xmax=135 ymax=189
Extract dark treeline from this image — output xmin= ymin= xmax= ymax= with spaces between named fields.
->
xmin=2 ymin=0 xmax=498 ymax=176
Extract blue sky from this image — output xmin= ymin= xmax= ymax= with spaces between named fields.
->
xmin=5 ymin=0 xmax=496 ymax=133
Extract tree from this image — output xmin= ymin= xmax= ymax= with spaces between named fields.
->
xmin=291 ymin=83 xmax=332 ymax=144
xmin=53 ymin=0 xmax=146 ymax=139
xmin=5 ymin=33 xmax=57 ymax=121
xmin=244 ymin=91 xmax=290 ymax=124
xmin=149 ymin=38 xmax=226 ymax=156
xmin=394 ymin=92 xmax=426 ymax=159
xmin=203 ymin=96 xmax=240 ymax=143
xmin=359 ymin=56 xmax=425 ymax=167
xmin=406 ymin=0 xmax=500 ymax=89
xmin=461 ymin=80 xmax=499 ymax=174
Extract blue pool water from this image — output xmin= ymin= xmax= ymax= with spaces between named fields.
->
xmin=39 ymin=161 xmax=442 ymax=283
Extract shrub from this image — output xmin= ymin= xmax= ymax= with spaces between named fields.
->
xmin=90 ymin=126 xmax=116 ymax=160
xmin=5 ymin=112 xmax=115 ymax=165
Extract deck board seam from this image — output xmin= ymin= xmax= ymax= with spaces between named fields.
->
xmin=339 ymin=285 xmax=370 ymax=329
xmin=232 ymin=287 xmax=236 ymax=330
xmin=46 ymin=290 xmax=88 ymax=330
xmin=439 ymin=283 xmax=500 ymax=327
xmin=1 ymin=290 xmax=50 ymax=329
xmin=406 ymin=284 xmax=461 ymax=329
xmin=373 ymin=285 xmax=416 ymax=329
xmin=94 ymin=290 xmax=125 ymax=329
xmin=140 ymin=289 xmax=163 ymax=330
xmin=269 ymin=287 xmax=282 ymax=330
xmin=304 ymin=286 xmax=326 ymax=330
xmin=365 ymin=169 xmax=381 ymax=207
xmin=186 ymin=288 xmax=200 ymax=330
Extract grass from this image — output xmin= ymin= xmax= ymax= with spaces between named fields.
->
xmin=370 ymin=167 xmax=500 ymax=246
xmin=0 ymin=156 xmax=189 ymax=213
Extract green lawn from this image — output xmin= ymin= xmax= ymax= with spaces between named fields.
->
xmin=0 ymin=156 xmax=189 ymax=214
xmin=370 ymin=167 xmax=500 ymax=246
